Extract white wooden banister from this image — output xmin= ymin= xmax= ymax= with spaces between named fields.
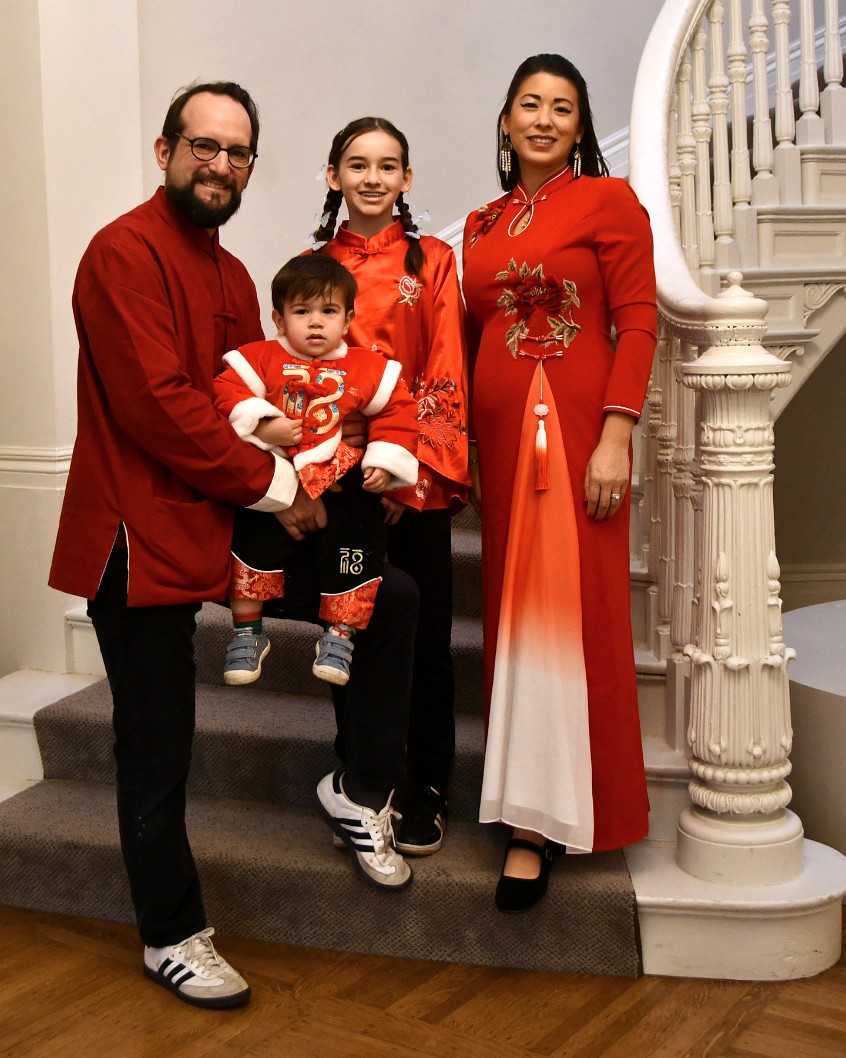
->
xmin=630 ymin=0 xmax=799 ymax=887
xmin=627 ymin=0 xmax=846 ymax=981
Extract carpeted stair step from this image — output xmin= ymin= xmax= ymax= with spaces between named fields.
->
xmin=194 ymin=604 xmax=486 ymax=715
xmin=0 ymin=778 xmax=640 ymax=976
xmin=34 ymin=680 xmax=486 ymax=823
xmin=451 ymin=528 xmax=482 ymax=619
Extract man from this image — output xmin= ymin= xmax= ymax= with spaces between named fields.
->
xmin=49 ymin=82 xmax=417 ymax=1010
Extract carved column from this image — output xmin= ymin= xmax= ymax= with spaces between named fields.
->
xmin=677 ymin=273 xmax=799 ymax=885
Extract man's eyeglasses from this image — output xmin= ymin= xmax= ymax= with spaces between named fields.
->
xmin=176 ymin=134 xmax=256 ymax=169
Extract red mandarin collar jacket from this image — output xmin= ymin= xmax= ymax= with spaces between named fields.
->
xmin=50 ymin=188 xmax=296 ymax=606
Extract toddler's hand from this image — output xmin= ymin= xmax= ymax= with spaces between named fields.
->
xmin=362 ymin=467 xmax=391 ymax=493
xmin=254 ymin=415 xmax=302 ymax=447
xmin=276 ymin=417 xmax=303 ymax=446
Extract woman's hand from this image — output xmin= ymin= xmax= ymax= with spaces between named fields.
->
xmin=381 ymin=495 xmax=406 ymax=525
xmin=583 ymin=413 xmax=634 ymax=520
xmin=469 ymin=448 xmax=481 ymax=515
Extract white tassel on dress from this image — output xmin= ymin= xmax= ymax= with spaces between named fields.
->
xmin=534 ymin=402 xmax=549 ymax=491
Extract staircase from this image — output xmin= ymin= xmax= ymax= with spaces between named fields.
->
xmin=0 ymin=506 xmax=642 ymax=979
xmin=625 ymin=0 xmax=846 ymax=979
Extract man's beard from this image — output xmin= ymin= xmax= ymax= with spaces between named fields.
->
xmin=165 ymin=177 xmax=242 ymax=229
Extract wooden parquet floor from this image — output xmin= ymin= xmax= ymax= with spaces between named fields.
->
xmin=1 ymin=903 xmax=844 ymax=1058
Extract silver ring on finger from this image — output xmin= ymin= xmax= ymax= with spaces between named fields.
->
xmin=610 ymin=492 xmax=621 ymax=501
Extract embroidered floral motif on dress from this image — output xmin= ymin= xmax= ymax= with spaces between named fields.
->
xmin=299 ymin=441 xmax=363 ymax=499
xmin=469 ymin=201 xmax=507 ymax=246
xmin=230 ymin=559 xmax=285 ymax=602
xmin=319 ymin=578 xmax=381 ymax=629
xmin=410 ymin=375 xmax=467 ymax=450
xmin=397 ymin=274 xmax=423 ymax=306
xmin=496 ymin=259 xmax=581 ymax=358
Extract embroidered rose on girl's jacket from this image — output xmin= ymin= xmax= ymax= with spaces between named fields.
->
xmin=496 ymin=258 xmax=581 ymax=357
xmin=397 ymin=275 xmax=423 ymax=306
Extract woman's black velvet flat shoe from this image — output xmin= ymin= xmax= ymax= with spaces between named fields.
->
xmin=494 ymin=837 xmax=554 ymax=913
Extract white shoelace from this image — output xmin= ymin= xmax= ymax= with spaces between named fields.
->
xmin=366 ymin=801 xmax=403 ymax=867
xmin=173 ymin=927 xmax=225 ymax=977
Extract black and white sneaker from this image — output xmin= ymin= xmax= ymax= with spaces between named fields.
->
xmin=316 ymin=770 xmax=412 ymax=890
xmin=395 ymin=785 xmax=447 ymax=855
xmin=143 ymin=927 xmax=251 ymax=1008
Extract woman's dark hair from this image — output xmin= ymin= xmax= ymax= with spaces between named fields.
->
xmin=313 ymin=116 xmax=424 ymax=275
xmin=271 ymin=253 xmax=358 ymax=316
xmin=162 ymin=81 xmax=260 ymax=154
xmin=497 ymin=54 xmax=608 ymax=191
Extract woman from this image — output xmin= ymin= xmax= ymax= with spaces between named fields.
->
xmin=462 ymin=54 xmax=656 ymax=912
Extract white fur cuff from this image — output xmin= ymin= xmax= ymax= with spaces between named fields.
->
xmin=229 ymin=397 xmax=285 ymax=446
xmin=247 ymin=452 xmax=299 ymax=512
xmin=361 ymin=441 xmax=418 ymax=490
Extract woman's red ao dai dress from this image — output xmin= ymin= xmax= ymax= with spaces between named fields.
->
xmin=462 ymin=167 xmax=657 ymax=851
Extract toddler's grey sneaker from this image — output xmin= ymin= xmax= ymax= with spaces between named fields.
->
xmin=223 ymin=629 xmax=270 ymax=686
xmin=312 ymin=632 xmax=354 ymax=686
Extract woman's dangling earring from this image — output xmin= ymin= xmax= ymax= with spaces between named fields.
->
xmin=500 ymin=135 xmax=513 ymax=177
xmin=573 ymin=142 xmax=582 ymax=179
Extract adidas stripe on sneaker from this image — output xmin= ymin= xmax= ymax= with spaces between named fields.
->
xmin=316 ymin=770 xmax=412 ymax=890
xmin=143 ymin=927 xmax=251 ymax=1009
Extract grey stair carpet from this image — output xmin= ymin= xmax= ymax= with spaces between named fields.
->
xmin=0 ymin=500 xmax=642 ymax=976
xmin=0 ymin=776 xmax=638 ymax=976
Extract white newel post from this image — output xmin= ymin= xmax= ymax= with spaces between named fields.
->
xmin=677 ymin=272 xmax=799 ymax=884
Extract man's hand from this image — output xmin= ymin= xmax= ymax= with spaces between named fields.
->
xmin=274 ymin=485 xmax=327 ymax=540
xmin=341 ymin=410 xmax=367 ymax=450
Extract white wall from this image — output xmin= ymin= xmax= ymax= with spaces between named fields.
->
xmin=137 ymin=0 xmax=665 ymax=331
xmin=0 ymin=0 xmax=143 ymax=676
xmin=1 ymin=0 xmax=663 ymax=676
xmin=775 ymin=330 xmax=846 ymax=611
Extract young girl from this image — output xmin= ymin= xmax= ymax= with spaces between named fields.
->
xmin=312 ymin=117 xmax=470 ymax=855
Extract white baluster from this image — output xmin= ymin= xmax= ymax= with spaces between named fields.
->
xmin=821 ymin=0 xmax=846 ymax=144
xmin=750 ymin=0 xmax=779 ymax=204
xmin=670 ymin=342 xmax=697 ymax=664
xmin=796 ymin=0 xmax=825 ymax=145
xmin=709 ymin=0 xmax=739 ymax=269
xmin=653 ymin=323 xmax=677 ymax=660
xmin=728 ymin=0 xmax=757 ymax=267
xmin=642 ymin=353 xmax=661 ymax=651
xmin=677 ymin=56 xmax=700 ymax=271
xmin=692 ymin=25 xmax=717 ymax=283
xmin=668 ymin=88 xmax=682 ymax=239
xmin=666 ymin=336 xmax=698 ymax=763
xmin=771 ymin=0 xmax=802 ymax=201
